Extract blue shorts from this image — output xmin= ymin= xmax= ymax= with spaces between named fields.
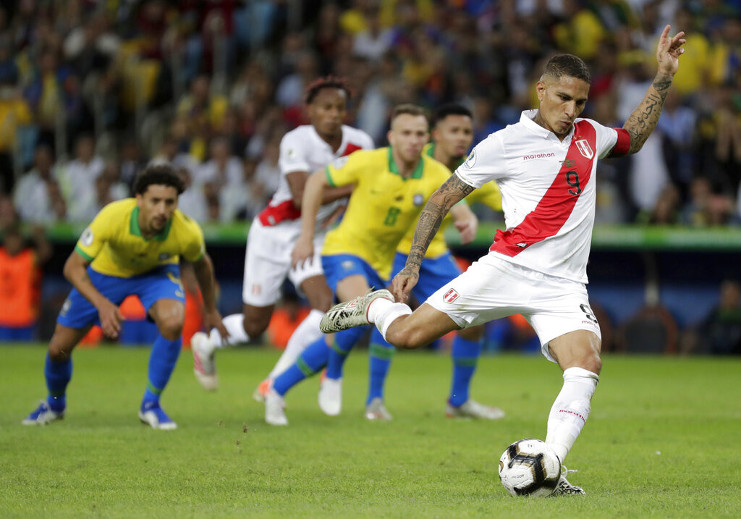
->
xmin=322 ymin=254 xmax=388 ymax=295
xmin=57 ymin=265 xmax=185 ymax=330
xmin=392 ymin=251 xmax=461 ymax=303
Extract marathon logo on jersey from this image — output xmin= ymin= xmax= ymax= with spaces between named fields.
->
xmin=443 ymin=288 xmax=459 ymax=304
xmin=413 ymin=193 xmax=424 ymax=206
xmin=575 ymin=139 xmax=594 ymax=159
xmin=523 ymin=152 xmax=555 ymax=160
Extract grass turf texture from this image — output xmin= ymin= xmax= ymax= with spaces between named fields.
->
xmin=1 ymin=344 xmax=740 ymax=518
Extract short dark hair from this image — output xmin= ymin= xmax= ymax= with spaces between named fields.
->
xmin=133 ymin=164 xmax=186 ymax=195
xmin=431 ymin=103 xmax=473 ymax=127
xmin=305 ymin=76 xmax=352 ymax=104
xmin=542 ymin=54 xmax=591 ymax=84
xmin=391 ymin=103 xmax=429 ymax=122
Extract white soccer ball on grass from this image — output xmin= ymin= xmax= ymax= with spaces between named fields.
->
xmin=498 ymin=438 xmax=561 ymax=497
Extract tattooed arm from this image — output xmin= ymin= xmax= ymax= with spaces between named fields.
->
xmin=624 ymin=25 xmax=686 ymax=154
xmin=391 ymin=174 xmax=475 ymax=302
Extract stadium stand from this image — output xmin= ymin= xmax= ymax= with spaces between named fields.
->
xmin=0 ymin=0 xmax=739 ymax=352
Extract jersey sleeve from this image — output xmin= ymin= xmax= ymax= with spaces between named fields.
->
xmin=586 ymin=119 xmax=628 ymax=159
xmin=74 ymin=204 xmax=116 ymax=262
xmin=278 ymin=131 xmax=310 ymax=174
xmin=180 ymin=215 xmax=206 ymax=263
xmin=325 ymin=151 xmax=366 ymax=187
xmin=454 ymin=133 xmax=507 ymax=188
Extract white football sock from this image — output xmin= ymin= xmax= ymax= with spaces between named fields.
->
xmin=268 ymin=309 xmax=324 ymax=379
xmin=368 ymin=299 xmax=412 ymax=341
xmin=209 ymin=313 xmax=250 ymax=348
xmin=545 ymin=367 xmax=599 ymax=463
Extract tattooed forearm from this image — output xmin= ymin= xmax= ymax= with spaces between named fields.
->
xmin=406 ymin=201 xmax=444 ymax=269
xmin=624 ymin=76 xmax=672 ymax=154
xmin=652 ymin=79 xmax=672 ymax=97
xmin=405 ymin=175 xmax=474 ymax=270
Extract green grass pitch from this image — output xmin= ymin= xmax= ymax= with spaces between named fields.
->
xmin=1 ymin=344 xmax=740 ymax=518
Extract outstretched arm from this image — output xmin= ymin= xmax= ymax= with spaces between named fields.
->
xmin=286 ymin=171 xmax=354 ymax=208
xmin=624 ymin=25 xmax=686 ymax=154
xmin=291 ymin=170 xmax=330 ymax=268
xmin=192 ymin=253 xmax=228 ymax=339
xmin=392 ymin=174 xmax=474 ymax=302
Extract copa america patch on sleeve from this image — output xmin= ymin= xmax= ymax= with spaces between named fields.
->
xmin=80 ymin=227 xmax=94 ymax=246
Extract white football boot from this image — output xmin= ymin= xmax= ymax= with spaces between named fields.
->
xmin=192 ymin=331 xmax=218 ymax=391
xmin=265 ymin=389 xmax=288 ymax=426
xmin=320 ymin=289 xmax=394 ymax=333
xmin=446 ymin=399 xmax=505 ymax=420
xmin=318 ymin=377 xmax=342 ymax=416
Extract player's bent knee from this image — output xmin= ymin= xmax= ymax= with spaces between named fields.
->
xmin=584 ymin=352 xmax=602 ymax=375
xmin=158 ymin=319 xmax=184 ymax=341
xmin=309 ymin=292 xmax=334 ymax=312
xmin=242 ymin=312 xmax=271 ymax=338
xmin=47 ymin=326 xmax=83 ymax=360
xmin=301 ymin=279 xmax=333 ymax=312
xmin=570 ymin=345 xmax=602 ymax=374
xmin=48 ymin=343 xmax=72 ymax=361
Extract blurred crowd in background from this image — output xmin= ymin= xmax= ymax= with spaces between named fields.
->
xmin=0 ymin=0 xmax=739 ymax=229
xmin=0 ymin=0 xmax=740 ymax=353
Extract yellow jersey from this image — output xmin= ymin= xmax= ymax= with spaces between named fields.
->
xmin=395 ymin=143 xmax=502 ymax=258
xmin=74 ymin=199 xmax=205 ymax=278
xmin=322 ymin=147 xmax=451 ymax=279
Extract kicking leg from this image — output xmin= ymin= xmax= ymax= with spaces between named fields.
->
xmin=545 ymin=330 xmax=601 ymax=463
xmin=545 ymin=330 xmax=601 ymax=496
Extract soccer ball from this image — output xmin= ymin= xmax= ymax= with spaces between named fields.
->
xmin=498 ymin=439 xmax=561 ymax=497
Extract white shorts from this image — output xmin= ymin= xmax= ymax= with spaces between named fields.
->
xmin=242 ymin=219 xmax=326 ymax=307
xmin=425 ymin=255 xmax=601 ymax=363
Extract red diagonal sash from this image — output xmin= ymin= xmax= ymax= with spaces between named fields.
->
xmin=490 ymin=121 xmax=597 ymax=257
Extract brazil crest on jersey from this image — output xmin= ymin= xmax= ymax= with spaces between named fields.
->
xmin=75 ymin=199 xmax=205 ymax=278
xmin=322 ymin=147 xmax=450 ymax=279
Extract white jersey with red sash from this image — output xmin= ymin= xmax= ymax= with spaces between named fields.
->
xmin=455 ymin=110 xmax=630 ymax=283
xmin=257 ymin=124 xmax=374 ymax=230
